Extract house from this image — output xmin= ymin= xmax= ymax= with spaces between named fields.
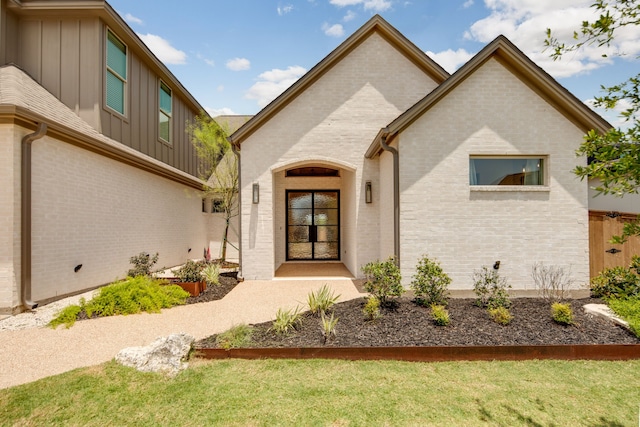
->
xmin=229 ymin=15 xmax=622 ymax=293
xmin=0 ymin=0 xmax=215 ymax=313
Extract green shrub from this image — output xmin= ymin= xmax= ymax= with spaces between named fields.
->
xmin=307 ymin=284 xmax=340 ymax=316
xmin=48 ymin=304 xmax=83 ymax=329
xmin=590 ymin=257 xmax=640 ymax=299
xmin=175 ymin=260 xmax=205 ymax=283
xmin=127 ymin=252 xmax=159 ymax=277
xmin=473 ymin=266 xmax=511 ymax=309
xmin=201 ymin=263 xmax=220 ymax=286
xmin=270 ymin=307 xmax=302 ymax=335
xmin=551 ymin=302 xmax=574 ymax=325
xmin=488 ymin=307 xmax=513 ymax=325
xmin=320 ymin=312 xmax=338 ymax=343
xmin=411 ymin=255 xmax=451 ymax=307
xmin=430 ymin=304 xmax=450 ymax=326
xmin=216 ymin=324 xmax=253 ymax=349
xmin=362 ymin=296 xmax=382 ymax=321
xmin=361 ymin=257 xmax=404 ymax=306
xmin=607 ymin=297 xmax=640 ymax=338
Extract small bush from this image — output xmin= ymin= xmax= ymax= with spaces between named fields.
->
xmin=551 ymin=302 xmax=574 ymax=326
xmin=473 ymin=266 xmax=511 ymax=309
xmin=127 ymin=252 xmax=159 ymax=277
xmin=531 ymin=262 xmax=575 ymax=303
xmin=320 ymin=312 xmax=338 ymax=343
xmin=430 ymin=304 xmax=450 ymax=326
xmin=411 ymin=255 xmax=451 ymax=307
xmin=216 ymin=324 xmax=253 ymax=349
xmin=271 ymin=307 xmax=302 ymax=335
xmin=48 ymin=304 xmax=82 ymax=329
xmin=488 ymin=307 xmax=513 ymax=325
xmin=307 ymin=285 xmax=340 ymax=316
xmin=607 ymin=297 xmax=640 ymax=338
xmin=201 ymin=263 xmax=220 ymax=286
xmin=361 ymin=256 xmax=404 ymax=306
xmin=590 ymin=257 xmax=640 ymax=299
xmin=175 ymin=260 xmax=205 ymax=283
xmin=362 ymin=296 xmax=382 ymax=321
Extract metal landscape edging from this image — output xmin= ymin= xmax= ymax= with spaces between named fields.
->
xmin=195 ymin=344 xmax=640 ymax=362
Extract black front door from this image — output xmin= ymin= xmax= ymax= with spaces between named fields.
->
xmin=286 ymin=190 xmax=340 ymax=260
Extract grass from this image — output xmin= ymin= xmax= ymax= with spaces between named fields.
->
xmin=608 ymin=297 xmax=640 ymax=337
xmin=1 ymin=359 xmax=639 ymax=426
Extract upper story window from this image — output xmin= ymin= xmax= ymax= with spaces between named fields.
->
xmin=470 ymin=157 xmax=545 ymax=186
xmin=159 ymin=81 xmax=172 ymax=143
xmin=106 ymin=30 xmax=127 ymax=115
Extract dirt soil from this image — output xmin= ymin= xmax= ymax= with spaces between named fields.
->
xmin=196 ymin=296 xmax=640 ymax=349
xmin=185 ymin=274 xmax=238 ymax=304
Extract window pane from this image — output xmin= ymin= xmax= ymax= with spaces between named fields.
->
xmin=470 ymin=158 xmax=543 ymax=185
xmin=106 ymin=71 xmax=124 ymax=114
xmin=159 ymin=111 xmax=170 ymax=142
xmin=288 ymin=193 xmax=312 ymax=209
xmin=160 ymin=83 xmax=172 ymax=114
xmin=107 ymin=31 xmax=126 ymax=79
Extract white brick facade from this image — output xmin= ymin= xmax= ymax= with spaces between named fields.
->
xmin=239 ymin=32 xmax=439 ymax=279
xmin=396 ymin=58 xmax=590 ymax=289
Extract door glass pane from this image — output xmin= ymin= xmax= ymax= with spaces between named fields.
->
xmin=313 ymin=243 xmax=339 ymax=259
xmin=288 ymin=243 xmax=312 ymax=259
xmin=287 ymin=226 xmax=309 ymax=243
xmin=316 ymin=226 xmax=339 ymax=243
xmin=314 ymin=192 xmax=338 ymax=208
xmin=314 ymin=209 xmax=338 ymax=225
xmin=288 ymin=208 xmax=312 ymax=225
xmin=288 ymin=193 xmax=312 ymax=209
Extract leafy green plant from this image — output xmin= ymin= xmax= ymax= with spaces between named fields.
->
xmin=127 ymin=252 xmax=159 ymax=277
xmin=49 ymin=276 xmax=189 ymax=328
xmin=590 ymin=256 xmax=640 ymax=299
xmin=201 ymin=263 xmax=220 ymax=286
xmin=473 ymin=266 xmax=511 ymax=309
xmin=175 ymin=260 xmax=204 ymax=283
xmin=531 ymin=262 xmax=575 ymax=303
xmin=430 ymin=304 xmax=450 ymax=326
xmin=215 ymin=324 xmax=253 ymax=349
xmin=307 ymin=284 xmax=340 ymax=316
xmin=361 ymin=256 xmax=404 ymax=306
xmin=411 ymin=255 xmax=451 ymax=307
xmin=48 ymin=304 xmax=83 ymax=329
xmin=488 ymin=307 xmax=513 ymax=325
xmin=362 ymin=296 xmax=382 ymax=321
xmin=551 ymin=302 xmax=574 ymax=326
xmin=607 ymin=297 xmax=640 ymax=338
xmin=320 ymin=312 xmax=338 ymax=343
xmin=270 ymin=307 xmax=302 ymax=335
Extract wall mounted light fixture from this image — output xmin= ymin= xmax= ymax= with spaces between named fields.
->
xmin=365 ymin=181 xmax=372 ymax=204
xmin=252 ymin=183 xmax=260 ymax=204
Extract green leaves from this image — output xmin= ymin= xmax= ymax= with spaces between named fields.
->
xmin=361 ymin=257 xmax=404 ymax=306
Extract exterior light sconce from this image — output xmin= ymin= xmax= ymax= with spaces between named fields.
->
xmin=365 ymin=181 xmax=372 ymax=204
xmin=252 ymin=183 xmax=260 ymax=204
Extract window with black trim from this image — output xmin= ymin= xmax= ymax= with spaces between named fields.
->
xmin=470 ymin=157 xmax=545 ymax=186
xmin=106 ymin=30 xmax=127 ymax=115
xmin=159 ymin=81 xmax=172 ymax=143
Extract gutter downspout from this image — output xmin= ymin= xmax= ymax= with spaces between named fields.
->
xmin=230 ymin=140 xmax=243 ymax=280
xmin=380 ymin=132 xmax=400 ymax=267
xmin=21 ymin=122 xmax=47 ymax=310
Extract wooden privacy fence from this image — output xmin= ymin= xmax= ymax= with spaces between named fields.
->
xmin=589 ymin=210 xmax=640 ymax=278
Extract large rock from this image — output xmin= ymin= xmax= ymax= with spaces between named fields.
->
xmin=115 ymin=333 xmax=195 ymax=376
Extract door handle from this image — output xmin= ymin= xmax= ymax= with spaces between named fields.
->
xmin=309 ymin=225 xmax=317 ymax=243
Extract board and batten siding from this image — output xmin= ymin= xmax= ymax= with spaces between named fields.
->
xmin=13 ymin=16 xmax=201 ymax=178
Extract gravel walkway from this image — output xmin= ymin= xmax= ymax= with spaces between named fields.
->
xmin=0 ymin=279 xmax=364 ymax=389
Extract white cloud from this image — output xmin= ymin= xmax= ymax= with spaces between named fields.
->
xmin=462 ymin=0 xmax=474 ymax=8
xmin=204 ymin=59 xmax=215 ymax=67
xmin=124 ymin=13 xmax=143 ymax=25
xmin=226 ymin=57 xmax=251 ymax=71
xmin=278 ymin=4 xmax=294 ymax=15
xmin=206 ymin=107 xmax=236 ymax=117
xmin=343 ymin=10 xmax=357 ymax=22
xmin=329 ymin=0 xmax=392 ymax=12
xmin=585 ymin=98 xmax=636 ymax=129
xmin=217 ymin=85 xmax=225 ymax=92
xmin=460 ymin=0 xmax=640 ymax=78
xmin=322 ymin=22 xmax=345 ymax=37
xmin=246 ymin=65 xmax=307 ymax=108
xmin=426 ymin=48 xmax=475 ymax=73
xmin=137 ymin=33 xmax=186 ymax=65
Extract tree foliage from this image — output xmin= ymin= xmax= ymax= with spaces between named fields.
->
xmin=546 ymin=0 xmax=640 ymax=241
xmin=188 ymin=112 xmax=239 ymax=260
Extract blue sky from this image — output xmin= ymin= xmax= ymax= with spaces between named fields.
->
xmin=108 ymin=0 xmax=639 ymax=127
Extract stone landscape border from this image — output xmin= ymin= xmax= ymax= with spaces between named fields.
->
xmin=196 ymin=344 xmax=640 ymax=362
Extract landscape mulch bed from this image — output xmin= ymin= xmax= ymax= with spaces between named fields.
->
xmin=195 ymin=296 xmax=640 ymax=349
xmin=184 ymin=274 xmax=238 ymax=304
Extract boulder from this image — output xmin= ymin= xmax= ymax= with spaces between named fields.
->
xmin=115 ymin=333 xmax=195 ymax=376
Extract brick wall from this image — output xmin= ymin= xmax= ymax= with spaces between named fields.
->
xmin=398 ymin=58 xmax=590 ymax=290
xmin=0 ymin=125 xmax=20 ymax=312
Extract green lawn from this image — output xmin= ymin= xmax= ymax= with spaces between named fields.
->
xmin=1 ymin=358 xmax=639 ymax=426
